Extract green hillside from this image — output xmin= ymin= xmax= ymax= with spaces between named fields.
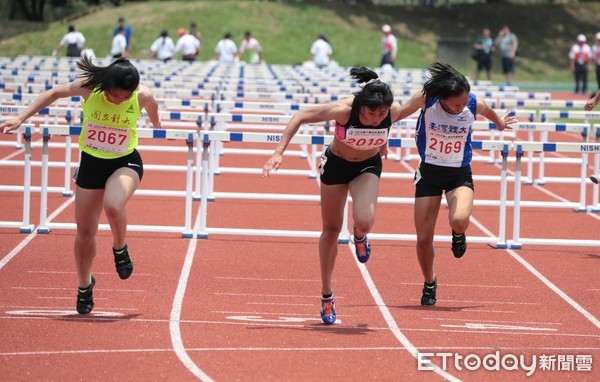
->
xmin=1 ymin=1 xmax=599 ymax=88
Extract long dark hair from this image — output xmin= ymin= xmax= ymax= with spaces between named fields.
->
xmin=422 ymin=61 xmax=470 ymax=100
xmin=77 ymin=55 xmax=140 ymax=93
xmin=350 ymin=66 xmax=394 ymax=108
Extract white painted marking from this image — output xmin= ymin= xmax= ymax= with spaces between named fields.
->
xmin=440 ymin=322 xmax=556 ymax=332
xmin=169 ymin=209 xmax=214 ymax=382
xmin=5 ymin=309 xmax=123 ymax=318
xmin=225 ymin=315 xmax=338 ymax=324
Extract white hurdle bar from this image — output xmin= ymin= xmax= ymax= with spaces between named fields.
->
xmin=1 ymin=125 xmax=35 ymax=232
xmin=196 ymin=130 xmax=511 ymax=248
xmin=35 ymin=125 xmax=197 ymax=237
xmin=511 ymin=142 xmax=600 ymax=249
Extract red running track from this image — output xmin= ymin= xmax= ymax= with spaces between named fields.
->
xmin=0 ymin=92 xmax=599 ymax=381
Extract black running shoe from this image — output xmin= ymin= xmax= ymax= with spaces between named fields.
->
xmin=113 ymin=244 xmax=133 ymax=279
xmin=591 ymin=175 xmax=598 ymax=185
xmin=421 ymin=278 xmax=437 ymax=306
xmin=76 ymin=275 xmax=95 ymax=315
xmin=451 ymin=230 xmax=467 ymax=258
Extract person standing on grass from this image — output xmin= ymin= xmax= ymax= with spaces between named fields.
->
xmin=393 ymin=61 xmax=517 ymax=306
xmin=263 ymin=66 xmax=403 ymax=325
xmin=585 ymin=90 xmax=600 ymax=184
xmin=569 ymin=34 xmax=592 ymax=96
xmin=111 ymin=26 xmax=128 ymax=60
xmin=593 ymin=32 xmax=600 ymax=96
xmin=380 ymin=24 xmax=397 ymax=68
xmin=0 ymin=56 xmax=161 ymax=315
xmin=114 ymin=17 xmax=133 ymax=55
xmin=495 ymin=25 xmax=518 ymax=85
xmin=53 ymin=25 xmax=86 ymax=58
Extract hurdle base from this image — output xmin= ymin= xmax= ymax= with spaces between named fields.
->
xmin=509 ymin=242 xmax=522 ymax=250
xmin=574 ymin=207 xmax=587 ymax=212
xmin=488 ymin=242 xmax=508 ymax=249
xmin=197 ymin=232 xmax=209 ymax=239
xmin=19 ymin=225 xmax=34 ymax=234
xmin=535 ymin=181 xmax=546 ymax=186
xmin=62 ymin=191 xmax=74 ymax=197
xmin=182 ymin=231 xmax=194 ymax=238
xmin=590 ymin=207 xmax=600 ymax=213
xmin=37 ymin=227 xmax=51 ymax=234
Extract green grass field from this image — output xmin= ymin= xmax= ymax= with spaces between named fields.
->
xmin=1 ymin=1 xmax=599 ymax=89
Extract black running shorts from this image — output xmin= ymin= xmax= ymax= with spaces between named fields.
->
xmin=414 ymin=162 xmax=474 ymax=197
xmin=74 ymin=149 xmax=144 ymax=190
xmin=319 ymin=147 xmax=382 ymax=185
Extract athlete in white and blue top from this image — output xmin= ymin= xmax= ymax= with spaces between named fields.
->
xmin=396 ymin=61 xmax=517 ymax=307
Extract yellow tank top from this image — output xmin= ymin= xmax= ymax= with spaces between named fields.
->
xmin=80 ymin=88 xmax=141 ymax=159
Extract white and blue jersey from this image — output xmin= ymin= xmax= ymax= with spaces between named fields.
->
xmin=415 ymin=94 xmax=477 ymax=168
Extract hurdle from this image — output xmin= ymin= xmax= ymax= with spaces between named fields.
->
xmin=196 ymin=131 xmax=511 ymax=248
xmin=35 ymin=125 xmax=197 ymax=238
xmin=511 ymin=141 xmax=600 ymax=249
xmin=1 ymin=124 xmax=36 ymax=233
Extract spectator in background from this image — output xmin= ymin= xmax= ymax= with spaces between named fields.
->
xmin=150 ymin=29 xmax=175 ymax=63
xmin=380 ymin=24 xmax=397 ymax=68
xmin=54 ymin=25 xmax=86 ymax=58
xmin=473 ymin=28 xmax=494 ymax=81
xmin=175 ymin=28 xmax=200 ymax=62
xmin=213 ymin=32 xmax=238 ymax=64
xmin=593 ymin=32 xmax=600 ymax=95
xmin=310 ymin=34 xmax=333 ymax=69
xmin=569 ymin=34 xmax=592 ymax=96
xmin=111 ymin=26 xmax=127 ymax=60
xmin=239 ymin=31 xmax=263 ymax=64
xmin=495 ymin=25 xmax=518 ymax=85
xmin=114 ymin=17 xmax=133 ymax=54
xmin=189 ymin=22 xmax=201 ymax=44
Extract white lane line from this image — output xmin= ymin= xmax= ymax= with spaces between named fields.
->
xmin=348 ymin=244 xmax=461 ymax=382
xmin=169 ymin=209 xmax=214 ymax=382
xmin=4 ymin=344 xmax=600 ymax=358
xmin=215 ymin=276 xmax=320 ymax=282
xmin=0 ymin=196 xmax=75 ymax=271
xmin=506 ymin=248 xmax=600 ymax=330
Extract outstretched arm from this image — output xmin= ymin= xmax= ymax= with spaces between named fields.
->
xmin=392 ymin=91 xmax=425 ymax=123
xmin=477 ymin=98 xmax=518 ymax=131
xmin=0 ymin=79 xmax=88 ymax=133
xmin=262 ymin=98 xmax=351 ymax=178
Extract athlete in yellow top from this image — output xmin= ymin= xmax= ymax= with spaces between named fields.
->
xmin=0 ymin=56 xmax=161 ymax=314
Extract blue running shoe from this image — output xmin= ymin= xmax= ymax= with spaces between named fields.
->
xmin=320 ymin=294 xmax=336 ymax=325
xmin=353 ymin=227 xmax=371 ymax=263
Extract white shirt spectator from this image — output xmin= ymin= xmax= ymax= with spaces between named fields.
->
xmin=60 ymin=31 xmax=86 ymax=50
xmin=215 ymin=37 xmax=238 ymax=64
xmin=150 ymin=35 xmax=175 ymax=61
xmin=239 ymin=37 xmax=262 ymax=64
xmin=311 ymin=38 xmax=333 ymax=68
xmin=569 ymin=42 xmax=593 ymax=65
xmin=111 ymin=33 xmax=127 ymax=57
xmin=175 ymin=34 xmax=200 ymax=59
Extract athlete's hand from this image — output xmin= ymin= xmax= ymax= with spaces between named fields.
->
xmin=585 ymin=99 xmax=598 ymax=111
xmin=500 ymin=112 xmax=518 ymax=131
xmin=263 ymin=153 xmax=283 ymax=179
xmin=0 ymin=118 xmax=23 ymax=134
